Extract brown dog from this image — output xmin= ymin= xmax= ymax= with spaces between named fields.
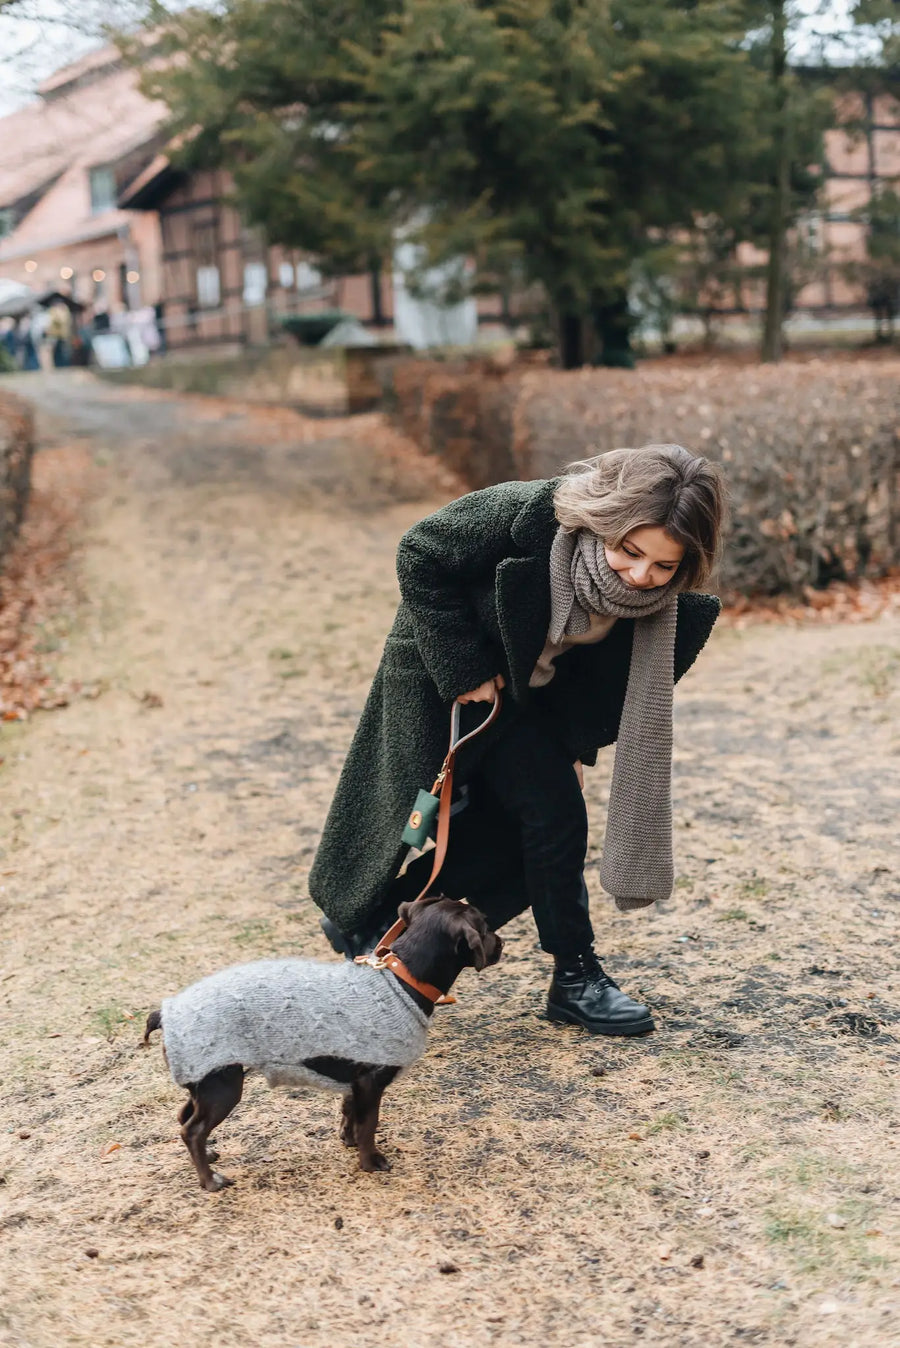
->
xmin=144 ymin=897 xmax=501 ymax=1190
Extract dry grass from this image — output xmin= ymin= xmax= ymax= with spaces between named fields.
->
xmin=0 ymin=372 xmax=897 ymax=1348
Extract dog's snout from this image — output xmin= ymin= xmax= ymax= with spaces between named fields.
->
xmin=485 ymin=932 xmax=503 ymax=966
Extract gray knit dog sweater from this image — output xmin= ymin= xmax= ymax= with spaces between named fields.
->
xmin=160 ymin=958 xmax=430 ymax=1093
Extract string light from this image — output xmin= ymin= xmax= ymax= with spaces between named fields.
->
xmin=126 ymin=270 xmax=140 ymax=284
xmin=60 ymin=266 xmax=74 ymax=281
xmin=24 ymin=260 xmax=37 ymax=273
xmin=92 ymin=268 xmax=106 ymax=283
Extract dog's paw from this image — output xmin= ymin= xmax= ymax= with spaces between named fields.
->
xmin=204 ymin=1171 xmax=234 ymax=1192
xmin=359 ymin=1150 xmax=391 ymax=1173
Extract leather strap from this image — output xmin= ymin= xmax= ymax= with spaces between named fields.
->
xmin=365 ymin=687 xmax=503 ymax=1000
xmin=354 ymin=949 xmax=455 ymax=1006
xmin=411 ymin=687 xmax=502 ymax=909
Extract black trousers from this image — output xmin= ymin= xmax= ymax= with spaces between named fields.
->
xmin=388 ymin=701 xmax=595 ymax=961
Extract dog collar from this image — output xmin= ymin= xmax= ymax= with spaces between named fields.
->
xmin=354 ymin=947 xmax=456 ymax=1007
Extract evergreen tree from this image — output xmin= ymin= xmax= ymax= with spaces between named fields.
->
xmin=848 ymin=185 xmax=900 ymax=340
xmin=137 ymin=0 xmax=397 ymax=310
xmin=135 ymin=0 xmax=832 ymax=364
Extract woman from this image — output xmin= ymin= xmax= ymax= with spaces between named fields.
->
xmin=310 ymin=444 xmax=727 ymax=1036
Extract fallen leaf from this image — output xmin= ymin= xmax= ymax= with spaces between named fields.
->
xmin=825 ymin=1213 xmax=846 ymax=1229
xmin=628 ymin=1132 xmax=644 ymax=1141
xmin=438 ymin=1260 xmax=460 ymax=1274
xmin=101 ymin=1142 xmax=121 ymax=1156
xmin=657 ymin=1245 xmax=672 ymax=1261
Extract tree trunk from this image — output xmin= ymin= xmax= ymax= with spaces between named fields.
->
xmin=761 ymin=1 xmax=790 ymax=364
xmin=369 ymin=260 xmax=385 ymax=327
xmin=558 ymin=312 xmax=584 ymax=369
xmin=592 ymin=292 xmax=635 ymax=369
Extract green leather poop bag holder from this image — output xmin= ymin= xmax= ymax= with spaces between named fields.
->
xmin=401 ymin=688 xmax=502 ymax=850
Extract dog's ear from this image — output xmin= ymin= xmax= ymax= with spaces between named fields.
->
xmin=457 ymin=920 xmax=489 ymax=971
xmin=398 ymin=894 xmax=447 ymax=928
xmin=397 ymin=901 xmax=415 ymax=928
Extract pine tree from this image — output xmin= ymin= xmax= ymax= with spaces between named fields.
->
xmin=135 ymin=0 xmax=833 ymax=364
xmin=137 ymin=0 xmax=397 ymax=300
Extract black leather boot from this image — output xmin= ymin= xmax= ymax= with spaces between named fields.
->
xmin=547 ymin=952 xmax=655 ymax=1035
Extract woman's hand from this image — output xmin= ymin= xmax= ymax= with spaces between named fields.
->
xmin=573 ymin=759 xmax=584 ymax=791
xmin=457 ymin=674 xmax=505 ymax=704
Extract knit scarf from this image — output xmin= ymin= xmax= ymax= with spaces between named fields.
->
xmin=548 ymin=526 xmax=678 ymax=911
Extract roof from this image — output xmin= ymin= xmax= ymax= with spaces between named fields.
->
xmin=37 ymin=46 xmax=124 ymax=100
xmin=118 ymin=153 xmax=185 ymax=210
xmin=0 ymin=202 xmax=137 ymax=263
xmin=0 ymin=288 xmax=84 ymax=319
xmin=0 ymin=45 xmax=166 ymax=224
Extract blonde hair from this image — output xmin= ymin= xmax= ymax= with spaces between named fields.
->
xmin=553 ymin=444 xmax=728 ymax=590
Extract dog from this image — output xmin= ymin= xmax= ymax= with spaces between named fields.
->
xmin=143 ymin=896 xmax=502 ymax=1190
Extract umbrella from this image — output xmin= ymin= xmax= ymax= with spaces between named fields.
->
xmin=0 ymin=281 xmax=36 ymax=320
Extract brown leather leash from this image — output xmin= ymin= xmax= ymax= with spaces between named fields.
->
xmin=355 ymin=686 xmax=503 ymax=1005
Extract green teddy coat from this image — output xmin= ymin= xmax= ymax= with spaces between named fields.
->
xmin=309 ymin=478 xmax=721 ymax=933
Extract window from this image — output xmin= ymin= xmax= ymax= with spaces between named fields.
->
xmin=296 ymin=260 xmax=323 ymax=292
xmin=193 ymin=221 xmax=221 ymax=308
xmin=243 ymin=262 xmax=267 ymax=305
xmin=89 ymin=167 xmax=117 ymax=215
xmin=0 ymin=209 xmax=13 ymax=239
xmin=278 ymin=261 xmax=294 ymax=288
xmin=196 ymin=265 xmax=221 ymax=308
xmin=798 ymin=212 xmax=825 ymax=254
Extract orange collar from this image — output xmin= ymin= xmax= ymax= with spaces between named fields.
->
xmin=354 ymin=937 xmax=456 ymax=1007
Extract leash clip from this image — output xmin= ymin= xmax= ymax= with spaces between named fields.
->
xmin=354 ymin=952 xmax=389 ymax=971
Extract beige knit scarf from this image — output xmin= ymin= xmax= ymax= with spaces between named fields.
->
xmin=548 ymin=526 xmax=678 ymax=911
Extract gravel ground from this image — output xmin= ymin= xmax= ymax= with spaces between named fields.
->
xmin=0 ymin=371 xmax=897 ymax=1348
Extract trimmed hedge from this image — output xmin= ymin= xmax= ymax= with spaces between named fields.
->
xmin=382 ymin=354 xmax=900 ymax=598
xmin=0 ymin=391 xmax=34 ymax=568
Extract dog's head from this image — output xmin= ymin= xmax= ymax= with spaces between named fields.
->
xmin=396 ymin=896 xmax=502 ymax=976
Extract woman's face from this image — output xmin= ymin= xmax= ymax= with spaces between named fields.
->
xmin=604 ymin=525 xmax=685 ymax=590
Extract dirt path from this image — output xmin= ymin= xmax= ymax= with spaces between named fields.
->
xmin=0 ymin=371 xmax=897 ymax=1348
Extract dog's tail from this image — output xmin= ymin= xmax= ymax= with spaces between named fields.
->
xmin=143 ymin=1008 xmax=162 ymax=1045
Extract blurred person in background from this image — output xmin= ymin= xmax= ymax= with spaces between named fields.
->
xmin=0 ymin=317 xmax=18 ymax=369
xmin=17 ymin=313 xmax=39 ymax=371
xmin=31 ymin=305 xmax=50 ymax=370
xmin=46 ymin=300 xmax=72 ymax=368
